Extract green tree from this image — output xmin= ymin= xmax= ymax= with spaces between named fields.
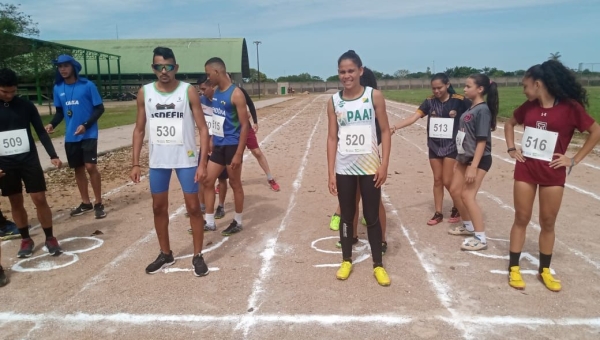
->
xmin=326 ymin=75 xmax=339 ymax=82
xmin=277 ymin=72 xmax=323 ymax=82
xmin=0 ymin=3 xmax=39 ymax=67
xmin=393 ymin=69 xmax=409 ymax=79
xmin=244 ymin=68 xmax=272 ymax=83
xmin=549 ymin=52 xmax=561 ymax=61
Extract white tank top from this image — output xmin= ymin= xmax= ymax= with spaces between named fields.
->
xmin=332 ymin=86 xmax=380 ymax=175
xmin=144 ymin=81 xmax=197 ymax=169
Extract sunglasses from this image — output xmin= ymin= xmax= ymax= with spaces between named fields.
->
xmin=152 ymin=64 xmax=175 ymax=72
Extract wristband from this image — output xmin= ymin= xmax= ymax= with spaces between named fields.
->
xmin=507 ymin=147 xmax=516 ymax=152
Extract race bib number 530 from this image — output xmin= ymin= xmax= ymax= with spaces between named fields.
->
xmin=0 ymin=129 xmax=30 ymax=156
xmin=340 ymin=125 xmax=371 ymax=154
xmin=521 ymin=127 xmax=558 ymax=162
xmin=149 ymin=118 xmax=183 ymax=145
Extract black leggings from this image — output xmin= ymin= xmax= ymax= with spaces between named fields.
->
xmin=336 ymin=174 xmax=383 ymax=267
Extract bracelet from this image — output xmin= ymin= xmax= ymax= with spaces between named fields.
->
xmin=131 ymin=165 xmax=140 ymax=168
xmin=507 ymin=147 xmax=516 ymax=152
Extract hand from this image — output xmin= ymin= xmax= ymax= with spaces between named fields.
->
xmin=194 ymin=164 xmax=207 ymax=183
xmin=465 ymin=165 xmax=477 ymax=184
xmin=0 ymin=169 xmax=4 ymax=178
xmin=328 ymin=175 xmax=337 ymax=196
xmin=549 ymin=153 xmax=572 ymax=169
xmin=130 ymin=166 xmax=141 ymax=183
xmin=51 ymin=158 xmax=62 ymax=168
xmin=374 ymin=164 xmax=388 ymax=188
xmin=390 ymin=126 xmax=397 ymax=135
xmin=508 ymin=148 xmax=526 ymax=163
xmin=253 ymin=124 xmax=259 ymax=133
xmin=74 ymin=125 xmax=86 ymax=135
xmin=45 ymin=124 xmax=55 ymax=134
xmin=230 ymin=153 xmax=242 ymax=170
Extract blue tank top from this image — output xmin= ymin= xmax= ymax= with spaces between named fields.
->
xmin=211 ymin=85 xmax=240 ymax=146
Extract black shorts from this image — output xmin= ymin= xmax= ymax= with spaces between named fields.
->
xmin=210 ymin=145 xmax=240 ymax=167
xmin=0 ymin=162 xmax=46 ymax=196
xmin=198 ymin=148 xmax=228 ymax=180
xmin=461 ymin=154 xmax=493 ymax=172
xmin=65 ymin=139 xmax=98 ymax=168
xmin=428 ymin=149 xmax=458 ymax=160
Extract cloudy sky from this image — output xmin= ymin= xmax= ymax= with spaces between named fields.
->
xmin=16 ymin=0 xmax=599 ymax=78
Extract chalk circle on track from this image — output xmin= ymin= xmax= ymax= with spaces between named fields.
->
xmin=311 ymin=236 xmax=371 ymax=268
xmin=11 ymin=236 xmax=104 ymax=273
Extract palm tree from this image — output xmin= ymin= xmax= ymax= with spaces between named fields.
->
xmin=549 ymin=52 xmax=561 ymax=61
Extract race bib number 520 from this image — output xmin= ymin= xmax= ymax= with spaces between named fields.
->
xmin=0 ymin=129 xmax=30 ymax=156
xmin=340 ymin=125 xmax=371 ymax=154
xmin=149 ymin=118 xmax=183 ymax=145
xmin=521 ymin=127 xmax=558 ymax=162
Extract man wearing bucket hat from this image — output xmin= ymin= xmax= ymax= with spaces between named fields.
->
xmin=45 ymin=55 xmax=107 ymax=219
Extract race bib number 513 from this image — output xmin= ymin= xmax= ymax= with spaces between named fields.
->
xmin=0 ymin=129 xmax=30 ymax=156
xmin=521 ymin=127 xmax=558 ymax=162
xmin=429 ymin=117 xmax=454 ymax=139
xmin=149 ymin=118 xmax=183 ymax=145
xmin=340 ymin=125 xmax=371 ymax=154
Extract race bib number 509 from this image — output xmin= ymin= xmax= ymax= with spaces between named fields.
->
xmin=0 ymin=129 xmax=30 ymax=156
xmin=340 ymin=125 xmax=371 ymax=155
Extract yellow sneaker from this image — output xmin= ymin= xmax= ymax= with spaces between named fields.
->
xmin=336 ymin=261 xmax=352 ymax=280
xmin=373 ymin=266 xmax=391 ymax=286
xmin=539 ymin=268 xmax=561 ymax=292
xmin=361 ymin=217 xmax=367 ymax=226
xmin=508 ymin=266 xmax=525 ymax=290
xmin=330 ymin=214 xmax=341 ymax=231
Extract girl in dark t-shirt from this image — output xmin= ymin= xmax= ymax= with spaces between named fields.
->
xmin=390 ymin=73 xmax=470 ymax=226
xmin=447 ymin=74 xmax=498 ymax=252
xmin=504 ymin=60 xmax=600 ymax=292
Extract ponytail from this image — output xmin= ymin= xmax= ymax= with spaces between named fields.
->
xmin=469 ymin=74 xmax=499 ymax=131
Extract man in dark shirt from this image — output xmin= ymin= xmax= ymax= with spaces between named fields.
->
xmin=0 ymin=68 xmax=64 ymax=259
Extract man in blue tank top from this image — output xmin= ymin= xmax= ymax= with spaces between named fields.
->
xmin=203 ymin=57 xmax=249 ymax=236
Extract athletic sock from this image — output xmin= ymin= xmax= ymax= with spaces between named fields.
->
xmin=539 ymin=252 xmax=552 ymax=273
xmin=474 ymin=231 xmax=486 ymax=244
xmin=509 ymin=251 xmax=521 ymax=270
xmin=43 ymin=227 xmax=54 ymax=239
xmin=205 ymin=214 xmax=215 ymax=226
xmin=218 ymin=204 xmax=223 ymax=208
xmin=19 ymin=227 xmax=30 ymax=239
xmin=234 ymin=213 xmax=242 ymax=225
xmin=464 ymin=221 xmax=474 ymax=232
xmin=266 ymin=173 xmax=273 ymax=181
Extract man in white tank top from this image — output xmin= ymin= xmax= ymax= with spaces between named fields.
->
xmin=130 ymin=47 xmax=212 ymax=277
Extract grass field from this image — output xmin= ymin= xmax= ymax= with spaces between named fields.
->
xmin=383 ymin=87 xmax=600 ymax=122
xmin=32 ymin=104 xmax=137 ymax=141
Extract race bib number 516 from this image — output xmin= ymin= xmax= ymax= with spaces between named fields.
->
xmin=0 ymin=129 xmax=30 ymax=156
xmin=521 ymin=127 xmax=558 ymax=162
xmin=149 ymin=118 xmax=183 ymax=145
xmin=340 ymin=125 xmax=371 ymax=154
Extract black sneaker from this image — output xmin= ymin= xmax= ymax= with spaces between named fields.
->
xmin=45 ymin=237 xmax=62 ymax=256
xmin=192 ymin=254 xmax=209 ymax=277
xmin=17 ymin=238 xmax=35 ymax=258
xmin=145 ymin=251 xmax=176 ymax=274
xmin=215 ymin=206 xmax=225 ymax=219
xmin=70 ymin=202 xmax=93 ymax=217
xmin=382 ymin=241 xmax=388 ymax=256
xmin=94 ymin=203 xmax=107 ymax=219
xmin=0 ymin=266 xmax=8 ymax=287
xmin=221 ymin=220 xmax=242 ymax=236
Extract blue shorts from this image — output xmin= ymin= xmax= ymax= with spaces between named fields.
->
xmin=149 ymin=167 xmax=198 ymax=194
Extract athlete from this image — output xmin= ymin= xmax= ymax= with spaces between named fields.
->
xmin=0 ymin=67 xmax=63 ymax=258
xmin=330 ymin=67 xmax=388 ymax=255
xmin=447 ymin=74 xmax=498 ymax=251
xmin=203 ymin=58 xmax=250 ymax=236
xmin=327 ymin=50 xmax=391 ymax=286
xmin=46 ymin=55 xmax=106 ymax=219
xmin=131 ymin=47 xmax=211 ymax=276
xmin=504 ymin=60 xmax=600 ymax=292
xmin=390 ymin=73 xmax=470 ymax=225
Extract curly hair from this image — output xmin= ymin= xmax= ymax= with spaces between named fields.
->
xmin=0 ymin=68 xmax=18 ymax=87
xmin=468 ymin=73 xmax=499 ymax=131
xmin=525 ymin=60 xmax=588 ymax=107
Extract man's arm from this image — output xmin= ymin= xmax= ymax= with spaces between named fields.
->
xmin=131 ymin=88 xmax=147 ymax=167
xmin=239 ymin=87 xmax=257 ymax=124
xmin=29 ymin=103 xmax=59 ymax=159
xmin=82 ymin=104 xmax=105 ymax=130
xmin=188 ymin=86 xmax=209 ymax=169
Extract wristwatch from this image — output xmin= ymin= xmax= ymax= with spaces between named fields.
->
xmin=507 ymin=147 xmax=516 ymax=152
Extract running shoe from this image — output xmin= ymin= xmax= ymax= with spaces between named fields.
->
xmin=17 ymin=238 xmax=34 ymax=258
xmin=268 ymin=179 xmax=280 ymax=192
xmin=461 ymin=236 xmax=487 ymax=251
xmin=45 ymin=237 xmax=62 ymax=256
xmin=448 ymin=207 xmax=461 ymax=223
xmin=427 ymin=212 xmax=443 ymax=226
xmin=0 ymin=221 xmax=20 ymax=241
xmin=189 ymin=221 xmax=217 ymax=234
xmin=361 ymin=217 xmax=367 ymax=226
xmin=215 ymin=186 xmax=220 ymax=194
xmin=373 ymin=266 xmax=391 ymax=286
xmin=193 ymin=254 xmax=209 ymax=277
xmin=0 ymin=266 xmax=7 ymax=287
xmin=508 ymin=266 xmax=526 ymax=290
xmin=145 ymin=251 xmax=176 ymax=274
xmin=539 ymin=268 xmax=561 ymax=292
xmin=215 ymin=205 xmax=225 ymax=219
xmin=94 ymin=203 xmax=107 ymax=219
xmin=329 ymin=214 xmax=340 ymax=231
xmin=448 ymin=225 xmax=474 ymax=236
xmin=70 ymin=202 xmax=93 ymax=216
xmin=336 ymin=261 xmax=353 ymax=280
xmin=335 ymin=237 xmax=359 ymax=249
xmin=221 ymin=220 xmax=242 ymax=236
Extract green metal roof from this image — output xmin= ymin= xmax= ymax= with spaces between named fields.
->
xmin=53 ymin=38 xmax=250 ymax=77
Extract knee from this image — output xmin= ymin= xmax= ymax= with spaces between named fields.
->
xmin=449 ymin=186 xmax=461 ymax=200
xmin=514 ymin=209 xmax=532 ymax=227
xmin=539 ymin=214 xmax=557 ymax=232
xmin=433 ymin=176 xmax=443 ymax=188
xmin=152 ymin=202 xmax=168 ymax=216
xmin=29 ymin=193 xmax=48 ymax=207
xmin=186 ymin=205 xmax=202 ymax=218
xmin=251 ymin=148 xmax=262 ymax=158
xmin=85 ymin=163 xmax=98 ymax=174
xmin=460 ymin=190 xmax=472 ymax=203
